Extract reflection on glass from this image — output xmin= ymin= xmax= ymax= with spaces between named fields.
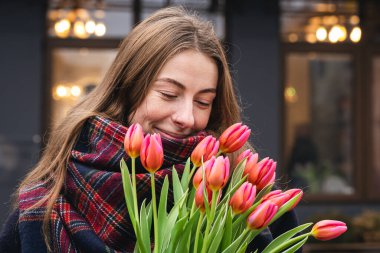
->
xmin=284 ymin=53 xmax=354 ymax=195
xmin=372 ymin=57 xmax=380 ymax=195
xmin=51 ymin=48 xmax=117 ymax=126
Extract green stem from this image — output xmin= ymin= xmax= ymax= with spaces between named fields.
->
xmin=189 ymin=164 xmax=198 ymax=180
xmin=271 ymin=232 xmax=312 ymax=253
xmin=151 ymin=172 xmax=159 ymax=253
xmin=193 ymin=212 xmax=205 ymax=253
xmin=216 ymin=150 xmax=223 ymax=157
xmin=201 ymin=190 xmax=218 ymax=253
xmin=132 ymin=157 xmax=139 ymax=224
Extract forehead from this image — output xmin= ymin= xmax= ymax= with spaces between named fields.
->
xmin=155 ymin=49 xmax=218 ymax=92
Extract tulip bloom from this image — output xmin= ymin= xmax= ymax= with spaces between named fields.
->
xmin=206 ymin=156 xmax=230 ymax=191
xmin=229 ymin=182 xmax=256 ymax=214
xmin=247 ymin=201 xmax=278 ymax=230
xmin=195 ymin=182 xmax=213 ymax=212
xmin=247 ymin=157 xmax=276 ymax=190
xmin=124 ymin=123 xmax=144 ymax=158
xmin=236 ymin=150 xmax=258 ymax=176
xmin=311 ymin=220 xmax=347 ymax=241
xmin=192 ymin=157 xmax=215 ymax=189
xmin=219 ymin=123 xmax=251 ymax=153
xmin=284 ymin=188 xmax=303 ymax=210
xmin=140 ymin=133 xmax=164 ymax=173
xmin=261 ymin=190 xmax=290 ymax=207
xmin=191 ymin=136 xmax=219 ymax=167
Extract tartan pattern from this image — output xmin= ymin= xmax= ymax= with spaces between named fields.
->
xmin=19 ymin=116 xmax=206 ymax=252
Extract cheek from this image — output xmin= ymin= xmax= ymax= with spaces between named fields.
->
xmin=194 ymin=109 xmax=212 ymax=130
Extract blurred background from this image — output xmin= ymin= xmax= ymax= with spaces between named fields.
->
xmin=1 ymin=0 xmax=380 ymax=251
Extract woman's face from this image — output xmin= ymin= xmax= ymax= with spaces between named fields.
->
xmin=129 ymin=49 xmax=218 ymax=139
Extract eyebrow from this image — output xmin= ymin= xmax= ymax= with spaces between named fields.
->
xmin=156 ymin=77 xmax=217 ymax=94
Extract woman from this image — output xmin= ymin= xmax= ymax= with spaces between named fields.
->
xmin=0 ymin=7 xmax=298 ymax=253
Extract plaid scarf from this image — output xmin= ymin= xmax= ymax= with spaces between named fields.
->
xmin=18 ymin=116 xmax=206 ymax=253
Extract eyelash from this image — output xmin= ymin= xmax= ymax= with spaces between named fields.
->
xmin=160 ymin=92 xmax=211 ymax=108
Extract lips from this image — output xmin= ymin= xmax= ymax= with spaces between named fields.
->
xmin=154 ymin=127 xmax=189 ymax=139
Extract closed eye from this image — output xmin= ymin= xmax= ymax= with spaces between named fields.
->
xmin=160 ymin=92 xmax=177 ymax=99
xmin=196 ymin=100 xmax=211 ymax=108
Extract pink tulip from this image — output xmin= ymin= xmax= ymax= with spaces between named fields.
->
xmin=219 ymin=123 xmax=251 ymax=153
xmin=206 ymin=156 xmax=230 ymax=191
xmin=192 ymin=157 xmax=215 ymax=189
xmin=247 ymin=157 xmax=277 ymax=190
xmin=191 ymin=136 xmax=219 ymax=167
xmin=247 ymin=201 xmax=278 ymax=230
xmin=140 ymin=133 xmax=164 ymax=173
xmin=236 ymin=150 xmax=258 ymax=176
xmin=124 ymin=123 xmax=144 ymax=158
xmin=284 ymin=189 xmax=303 ymax=210
xmin=195 ymin=182 xmax=212 ymax=212
xmin=261 ymin=190 xmax=289 ymax=207
xmin=311 ymin=220 xmax=347 ymax=241
xmin=229 ymin=182 xmax=256 ymax=214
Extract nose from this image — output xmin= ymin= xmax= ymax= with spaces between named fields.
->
xmin=172 ymin=100 xmax=195 ymax=130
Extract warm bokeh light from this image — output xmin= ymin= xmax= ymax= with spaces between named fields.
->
xmin=316 ymin=27 xmax=327 ymax=41
xmin=350 ymin=26 xmax=362 ymax=43
xmin=73 ymin=20 xmax=89 ymax=39
xmin=329 ymin=25 xmax=341 ymax=43
xmin=85 ymin=20 xmax=96 ymax=34
xmin=284 ymin=86 xmax=298 ymax=103
xmin=349 ymin=15 xmax=360 ymax=26
xmin=54 ymin=19 xmax=71 ymax=38
xmin=306 ymin=33 xmax=317 ymax=43
xmin=95 ymin=22 xmax=106 ymax=36
xmin=56 ymin=85 xmax=68 ymax=98
xmin=288 ymin=33 xmax=298 ymax=43
xmin=337 ymin=25 xmax=347 ymax=42
xmin=70 ymin=86 xmax=82 ymax=97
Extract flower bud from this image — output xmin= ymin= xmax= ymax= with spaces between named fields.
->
xmin=195 ymin=182 xmax=212 ymax=212
xmin=140 ymin=133 xmax=164 ymax=173
xmin=229 ymin=182 xmax=256 ymax=214
xmin=191 ymin=136 xmax=219 ymax=167
xmin=236 ymin=150 xmax=258 ymax=176
xmin=261 ymin=190 xmax=289 ymax=207
xmin=284 ymin=188 xmax=303 ymax=210
xmin=124 ymin=123 xmax=144 ymax=158
xmin=219 ymin=123 xmax=251 ymax=153
xmin=247 ymin=157 xmax=276 ymax=190
xmin=192 ymin=157 xmax=215 ymax=189
xmin=247 ymin=201 xmax=278 ymax=230
xmin=206 ymin=156 xmax=230 ymax=191
xmin=311 ymin=220 xmax=347 ymax=241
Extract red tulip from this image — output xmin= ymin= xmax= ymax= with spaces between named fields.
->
xmin=206 ymin=156 xmax=230 ymax=191
xmin=124 ymin=123 xmax=144 ymax=158
xmin=191 ymin=136 xmax=219 ymax=167
xmin=219 ymin=123 xmax=251 ymax=153
xmin=229 ymin=182 xmax=256 ymax=214
xmin=261 ymin=190 xmax=289 ymax=207
xmin=195 ymin=182 xmax=213 ymax=212
xmin=247 ymin=157 xmax=276 ymax=190
xmin=284 ymin=188 xmax=303 ymax=210
xmin=192 ymin=157 xmax=215 ymax=189
xmin=140 ymin=133 xmax=164 ymax=173
xmin=311 ymin=220 xmax=347 ymax=241
xmin=247 ymin=201 xmax=278 ymax=230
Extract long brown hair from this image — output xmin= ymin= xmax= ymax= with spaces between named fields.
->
xmin=17 ymin=6 xmax=244 ymax=248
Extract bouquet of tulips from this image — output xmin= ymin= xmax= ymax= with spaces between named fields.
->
xmin=121 ymin=123 xmax=347 ymax=253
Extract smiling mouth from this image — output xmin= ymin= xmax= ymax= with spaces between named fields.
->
xmin=154 ymin=128 xmax=189 ymax=139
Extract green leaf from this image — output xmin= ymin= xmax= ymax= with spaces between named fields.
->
xmin=180 ymin=158 xmax=192 ymax=190
xmin=167 ymin=215 xmax=188 ymax=252
xmin=262 ymin=223 xmax=312 ymax=253
xmin=157 ymin=176 xmax=169 ymax=252
xmin=269 ymin=192 xmax=303 ymax=226
xmin=231 ymin=201 xmax=261 ymax=234
xmin=120 ymin=159 xmax=148 ymax=253
xmin=221 ymin=208 xmax=233 ymax=251
xmin=235 ymin=242 xmax=248 ymax=253
xmin=172 ymin=167 xmax=184 ymax=205
xmin=226 ymin=158 xmax=247 ymax=193
xmin=139 ymin=200 xmax=151 ymax=252
xmin=254 ymin=183 xmax=274 ymax=204
xmin=281 ymin=236 xmax=308 ymax=253
xmin=175 ymin=210 xmax=198 ymax=252
xmin=207 ymin=205 xmax=227 ymax=253
xmin=221 ymin=228 xmax=249 ymax=253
